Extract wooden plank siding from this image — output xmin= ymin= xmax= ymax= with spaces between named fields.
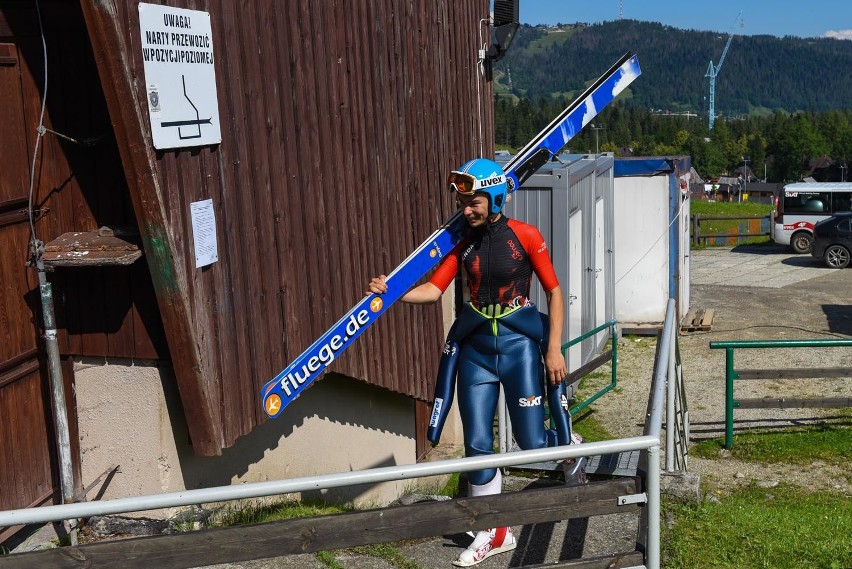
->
xmin=71 ymin=0 xmax=495 ymax=455
xmin=0 ymin=2 xmax=169 ymax=517
xmin=0 ymin=2 xmax=168 ymax=361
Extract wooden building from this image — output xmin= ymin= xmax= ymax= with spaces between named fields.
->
xmin=0 ymin=0 xmax=494 ymax=529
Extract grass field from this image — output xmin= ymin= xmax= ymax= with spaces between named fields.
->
xmin=663 ymin=483 xmax=851 ymax=569
xmin=665 ymin=417 xmax=851 ymax=569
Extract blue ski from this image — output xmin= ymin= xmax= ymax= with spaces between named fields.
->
xmin=262 ymin=52 xmax=641 ymax=418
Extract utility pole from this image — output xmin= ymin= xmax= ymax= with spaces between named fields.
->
xmin=591 ymin=123 xmax=604 ymax=154
xmin=741 ymin=156 xmax=750 ymax=202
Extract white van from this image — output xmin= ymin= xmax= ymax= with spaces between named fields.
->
xmin=771 ymin=182 xmax=852 ymax=253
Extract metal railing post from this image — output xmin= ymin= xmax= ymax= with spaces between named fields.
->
xmin=666 ymin=328 xmax=676 ymax=471
xmin=612 ymin=323 xmax=618 ymax=389
xmin=725 ymin=347 xmax=736 ymax=449
xmin=646 ymin=444 xmax=661 ymax=569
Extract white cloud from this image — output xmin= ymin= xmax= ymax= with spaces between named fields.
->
xmin=825 ymin=29 xmax=852 ymax=40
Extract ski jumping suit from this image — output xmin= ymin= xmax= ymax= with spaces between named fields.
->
xmin=427 ymin=215 xmax=573 ymax=485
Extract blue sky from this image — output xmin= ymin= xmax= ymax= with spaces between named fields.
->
xmin=520 ymin=0 xmax=852 ymax=40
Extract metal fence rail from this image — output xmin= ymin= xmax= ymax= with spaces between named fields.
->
xmin=567 ymin=319 xmax=618 ymax=415
xmin=691 ymin=214 xmax=770 ymax=245
xmin=709 ymin=338 xmax=852 ymax=448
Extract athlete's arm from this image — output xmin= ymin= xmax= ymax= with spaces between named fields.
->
xmin=366 ymin=276 xmax=443 ymax=304
xmin=401 ymin=281 xmax=442 ymax=304
xmin=544 ymin=285 xmax=568 ymax=385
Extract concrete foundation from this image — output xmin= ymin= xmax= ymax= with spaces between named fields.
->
xmin=74 ymin=357 xmax=460 ymax=519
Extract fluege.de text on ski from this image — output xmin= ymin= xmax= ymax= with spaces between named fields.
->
xmin=276 ymin=309 xmax=371 ymax=399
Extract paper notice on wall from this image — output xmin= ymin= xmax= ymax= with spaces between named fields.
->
xmin=190 ymin=198 xmax=218 ymax=268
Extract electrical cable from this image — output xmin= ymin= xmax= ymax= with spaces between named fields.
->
xmin=684 ymin=324 xmax=849 ymax=339
xmin=26 ymin=0 xmax=49 ymax=256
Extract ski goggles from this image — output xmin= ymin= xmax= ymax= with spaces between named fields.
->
xmin=448 ymin=172 xmax=476 ymax=195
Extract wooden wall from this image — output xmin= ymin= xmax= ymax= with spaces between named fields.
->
xmin=79 ymin=0 xmax=495 ymax=455
xmin=1 ymin=2 xmax=168 ymax=362
xmin=1 ymin=0 xmax=165 ymax=516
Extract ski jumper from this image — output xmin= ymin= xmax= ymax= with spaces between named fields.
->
xmin=428 ymin=215 xmax=569 ymax=485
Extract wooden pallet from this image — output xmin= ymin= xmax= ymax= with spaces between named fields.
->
xmin=681 ymin=308 xmax=715 ymax=331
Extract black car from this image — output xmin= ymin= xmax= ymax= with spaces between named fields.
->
xmin=810 ymin=211 xmax=852 ymax=268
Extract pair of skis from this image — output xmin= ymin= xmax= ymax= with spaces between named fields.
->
xmin=262 ymin=52 xmax=641 ymax=418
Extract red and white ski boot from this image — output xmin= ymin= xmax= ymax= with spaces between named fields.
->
xmin=452 ymin=526 xmax=517 ymax=567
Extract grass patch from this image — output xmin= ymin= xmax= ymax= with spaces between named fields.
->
xmin=571 ymin=409 xmax=614 ymax=442
xmin=663 ymin=483 xmax=851 ymax=569
xmin=352 ymin=544 xmax=422 ymax=569
xmin=315 ymin=550 xmax=343 ymax=569
xmin=571 ymin=369 xmax=617 ymax=440
xmin=691 ymin=422 xmax=852 ymax=467
xmin=527 ymin=27 xmax=576 ymax=52
xmin=439 ymin=472 xmax=462 ymax=498
xmin=212 ymin=499 xmax=351 ymax=527
xmin=691 ymin=201 xmax=774 ymax=216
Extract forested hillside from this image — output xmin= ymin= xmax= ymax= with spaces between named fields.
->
xmin=495 ymin=21 xmax=852 ymax=116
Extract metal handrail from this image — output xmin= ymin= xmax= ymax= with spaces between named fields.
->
xmin=0 ymin=438 xmax=656 ymax=526
xmin=710 ymin=338 xmax=852 ymax=448
xmin=564 ymin=319 xmax=618 ymax=415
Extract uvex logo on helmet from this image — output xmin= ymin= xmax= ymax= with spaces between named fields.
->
xmin=476 ymin=175 xmax=506 ymax=190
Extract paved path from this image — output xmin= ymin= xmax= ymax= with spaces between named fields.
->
xmin=690 ymin=243 xmax=840 ymax=288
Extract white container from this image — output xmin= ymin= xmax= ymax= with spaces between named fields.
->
xmin=612 ymin=157 xmax=692 ymax=332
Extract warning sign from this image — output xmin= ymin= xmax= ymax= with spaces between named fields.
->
xmin=138 ymin=3 xmax=221 ymax=149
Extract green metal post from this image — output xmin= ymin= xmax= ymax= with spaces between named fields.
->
xmin=611 ymin=324 xmax=618 ymax=389
xmin=725 ymin=347 xmax=735 ymax=449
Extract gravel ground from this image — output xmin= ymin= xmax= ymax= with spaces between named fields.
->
xmin=590 ymin=245 xmax=852 ymax=497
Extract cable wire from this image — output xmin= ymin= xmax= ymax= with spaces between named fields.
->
xmin=26 ymin=0 xmax=49 ymax=256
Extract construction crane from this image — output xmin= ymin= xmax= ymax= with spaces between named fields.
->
xmin=705 ymin=10 xmax=744 ymax=130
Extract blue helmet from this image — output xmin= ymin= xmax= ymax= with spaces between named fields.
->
xmin=448 ymin=158 xmax=508 ymax=215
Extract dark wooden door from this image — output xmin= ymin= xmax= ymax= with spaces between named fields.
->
xmin=0 ymin=41 xmax=57 ymax=526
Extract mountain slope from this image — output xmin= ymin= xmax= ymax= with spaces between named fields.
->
xmin=495 ymin=21 xmax=852 ymax=116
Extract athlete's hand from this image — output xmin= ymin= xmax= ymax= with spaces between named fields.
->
xmin=545 ymin=349 xmax=568 ymax=386
xmin=366 ymin=275 xmax=388 ymax=295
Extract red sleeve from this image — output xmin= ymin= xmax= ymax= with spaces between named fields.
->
xmin=508 ymin=219 xmax=559 ymax=292
xmin=428 ymin=239 xmax=464 ymax=292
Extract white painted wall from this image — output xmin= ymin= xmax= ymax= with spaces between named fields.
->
xmin=75 ymin=357 xmax=459 ymax=519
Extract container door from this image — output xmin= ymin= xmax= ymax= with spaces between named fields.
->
xmin=594 ymin=197 xmax=606 ymax=347
xmin=567 ymin=210 xmax=583 ymax=372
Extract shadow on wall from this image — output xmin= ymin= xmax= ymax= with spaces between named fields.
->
xmin=165 ymin=372 xmax=416 ymax=499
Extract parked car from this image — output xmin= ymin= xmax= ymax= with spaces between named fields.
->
xmin=810 ymin=211 xmax=852 ymax=268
